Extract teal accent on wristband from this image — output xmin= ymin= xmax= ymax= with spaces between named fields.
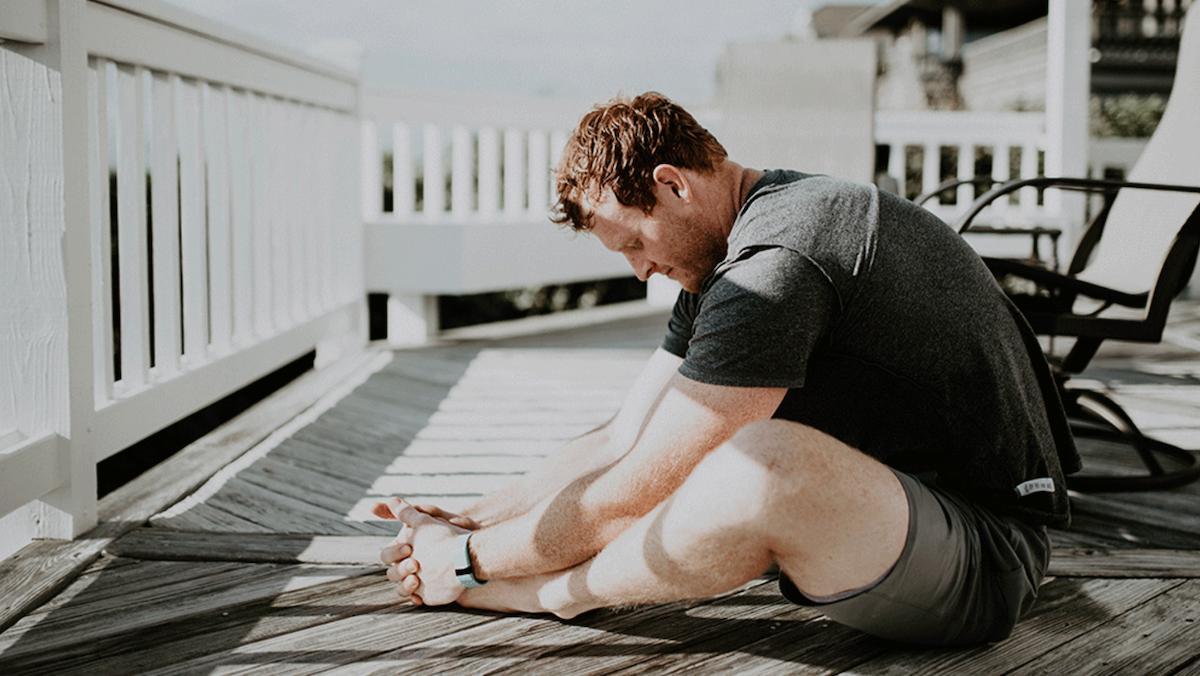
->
xmin=453 ymin=532 xmax=487 ymax=588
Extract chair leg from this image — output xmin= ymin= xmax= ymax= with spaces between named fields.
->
xmin=1064 ymin=388 xmax=1200 ymax=492
xmin=1060 ymin=338 xmax=1102 ymax=374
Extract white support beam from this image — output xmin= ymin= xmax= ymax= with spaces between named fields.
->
xmin=0 ymin=0 xmax=48 ymax=43
xmin=1045 ymin=0 xmax=1092 ymax=245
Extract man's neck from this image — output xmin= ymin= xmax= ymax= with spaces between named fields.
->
xmin=738 ymin=167 xmax=766 ymax=211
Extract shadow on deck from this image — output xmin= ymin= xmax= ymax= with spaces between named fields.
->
xmin=2 ymin=302 xmax=1200 ymax=675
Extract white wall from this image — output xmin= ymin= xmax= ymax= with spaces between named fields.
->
xmin=715 ymin=39 xmax=878 ymax=183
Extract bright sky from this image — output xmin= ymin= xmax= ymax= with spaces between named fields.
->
xmin=159 ymin=0 xmax=871 ymax=105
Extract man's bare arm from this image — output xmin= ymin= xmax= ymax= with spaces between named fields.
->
xmin=467 ymin=374 xmax=787 ymax=580
xmin=462 ymin=348 xmax=685 ymax=527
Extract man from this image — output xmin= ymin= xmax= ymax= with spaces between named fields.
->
xmin=376 ymin=92 xmax=1079 ymax=646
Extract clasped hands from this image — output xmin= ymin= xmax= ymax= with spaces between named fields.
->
xmin=374 ymin=497 xmax=480 ymax=606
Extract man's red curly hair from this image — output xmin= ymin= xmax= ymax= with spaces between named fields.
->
xmin=552 ymin=92 xmax=727 ymax=232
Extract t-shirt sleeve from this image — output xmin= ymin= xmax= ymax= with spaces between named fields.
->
xmin=674 ymin=246 xmax=840 ymax=389
xmin=660 ymin=290 xmax=699 ymax=359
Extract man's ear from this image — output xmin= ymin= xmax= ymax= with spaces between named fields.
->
xmin=652 ymin=165 xmax=690 ymax=203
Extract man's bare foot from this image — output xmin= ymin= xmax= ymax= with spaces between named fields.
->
xmin=456 ymin=572 xmax=590 ymax=619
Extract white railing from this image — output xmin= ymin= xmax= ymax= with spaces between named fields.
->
xmin=0 ymin=0 xmax=366 ymax=560
xmin=877 ymin=110 xmax=1147 ymax=264
xmin=876 ymin=110 xmax=1050 ymax=225
xmin=360 ymin=86 xmax=639 ymax=343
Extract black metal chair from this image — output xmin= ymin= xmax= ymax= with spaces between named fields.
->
xmin=933 ymin=8 xmax=1200 ymax=491
xmin=955 ymin=177 xmax=1199 ymax=491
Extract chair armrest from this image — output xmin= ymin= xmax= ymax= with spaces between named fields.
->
xmin=954 ymin=177 xmax=1200 ymax=234
xmin=914 ymin=177 xmax=998 ymax=207
xmin=984 ymin=258 xmax=1148 ymax=308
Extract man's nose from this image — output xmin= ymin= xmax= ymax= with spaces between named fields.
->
xmin=624 ymin=252 xmax=655 ymax=281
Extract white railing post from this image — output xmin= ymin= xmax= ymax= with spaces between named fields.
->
xmin=0 ymin=0 xmax=98 ymax=560
xmin=57 ymin=0 xmax=99 ymax=543
xmin=1045 ymin=0 xmax=1092 ymax=244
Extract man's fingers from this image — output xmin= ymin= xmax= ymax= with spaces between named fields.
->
xmin=380 ymin=542 xmax=412 ymax=566
xmin=415 ymin=503 xmax=480 ymax=530
xmin=386 ymin=558 xmax=420 ymax=583
xmin=383 ymin=497 xmax=426 ymax=525
xmin=372 ymin=501 xmax=396 ymax=520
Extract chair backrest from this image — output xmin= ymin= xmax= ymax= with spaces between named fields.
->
xmin=1074 ymin=6 xmax=1200 ymax=296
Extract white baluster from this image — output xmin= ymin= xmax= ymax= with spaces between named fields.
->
xmin=89 ymin=58 xmax=115 ymax=400
xmin=360 ymin=118 xmax=382 ymax=221
xmin=177 ymin=78 xmax=209 ymax=365
xmin=1020 ymin=143 xmax=1041 ymax=213
xmin=150 ymin=70 xmax=181 ymax=376
xmin=227 ymin=88 xmax=255 ymax=343
xmin=205 ymin=84 xmax=233 ymax=355
xmin=249 ymin=92 xmax=274 ymax=340
xmin=922 ymin=143 xmax=940 ymax=203
xmin=992 ymin=143 xmax=1012 ymax=216
xmin=957 ymin=143 xmax=975 ymax=208
xmin=886 ymin=142 xmax=907 ymax=197
xmin=115 ymin=63 xmax=150 ymax=389
xmin=451 ymin=124 xmax=473 ymax=219
xmin=423 ymin=124 xmax=444 ymax=219
xmin=392 ymin=120 xmax=414 ymax=220
xmin=504 ymin=128 xmax=526 ymax=219
xmin=478 ymin=126 xmax=500 ymax=220
xmin=528 ymin=129 xmax=549 ymax=215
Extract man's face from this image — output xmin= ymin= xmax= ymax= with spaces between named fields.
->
xmin=582 ymin=188 xmax=727 ymax=294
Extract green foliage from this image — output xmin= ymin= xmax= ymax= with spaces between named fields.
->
xmin=1090 ymin=93 xmax=1166 ymax=138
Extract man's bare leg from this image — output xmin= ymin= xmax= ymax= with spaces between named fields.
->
xmin=457 ymin=419 xmax=909 ymax=618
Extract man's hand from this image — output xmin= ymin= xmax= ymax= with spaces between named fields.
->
xmin=376 ymin=497 xmax=472 ymax=606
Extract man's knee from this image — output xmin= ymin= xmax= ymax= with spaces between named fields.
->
xmin=725 ymin=419 xmax=845 ymax=477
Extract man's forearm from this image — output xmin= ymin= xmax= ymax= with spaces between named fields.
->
xmin=462 ymin=421 xmax=620 ymax=527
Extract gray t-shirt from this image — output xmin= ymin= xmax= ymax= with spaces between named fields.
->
xmin=662 ymin=171 xmax=1079 ymax=527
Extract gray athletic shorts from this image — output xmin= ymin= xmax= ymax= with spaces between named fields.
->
xmin=778 ymin=469 xmax=1050 ymax=646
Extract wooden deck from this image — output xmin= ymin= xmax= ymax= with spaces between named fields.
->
xmin=3 ymin=302 xmax=1200 ymax=675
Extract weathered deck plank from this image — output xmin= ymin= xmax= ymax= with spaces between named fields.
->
xmin=0 ymin=557 xmax=384 ymax=675
xmin=0 ymin=349 xmax=389 ymax=634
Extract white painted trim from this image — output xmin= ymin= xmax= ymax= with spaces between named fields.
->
xmin=84 ymin=2 xmax=356 ymax=111
xmin=92 ymin=0 xmax=357 ymax=81
xmin=90 ymin=299 xmax=365 ymax=462
xmin=364 ymin=220 xmax=633 ymax=296
xmin=361 ymin=85 xmax=588 ymax=130
xmin=0 ymin=0 xmax=48 ymax=43
xmin=0 ymin=434 xmax=64 ymax=520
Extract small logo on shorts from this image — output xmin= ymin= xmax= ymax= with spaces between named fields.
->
xmin=1015 ymin=478 xmax=1055 ymax=496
